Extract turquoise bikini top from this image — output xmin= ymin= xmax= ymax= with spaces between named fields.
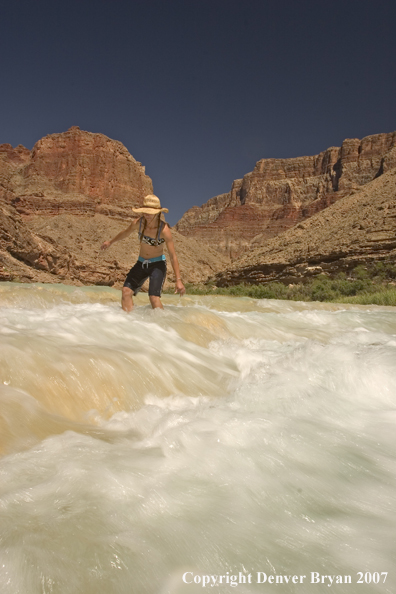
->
xmin=138 ymin=218 xmax=165 ymax=246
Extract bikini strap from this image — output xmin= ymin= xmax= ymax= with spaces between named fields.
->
xmin=138 ymin=217 xmax=143 ymax=237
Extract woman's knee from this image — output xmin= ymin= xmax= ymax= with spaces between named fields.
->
xmin=122 ymin=287 xmax=134 ymax=311
xmin=149 ymin=295 xmax=163 ymax=309
xmin=122 ymin=286 xmax=133 ymax=298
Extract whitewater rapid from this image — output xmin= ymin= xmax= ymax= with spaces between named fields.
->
xmin=0 ymin=283 xmax=395 ymax=594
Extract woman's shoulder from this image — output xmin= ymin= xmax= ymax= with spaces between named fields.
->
xmin=161 ymin=222 xmax=173 ymax=242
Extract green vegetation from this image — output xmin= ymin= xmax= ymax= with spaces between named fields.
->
xmin=167 ymin=263 xmax=396 ymax=305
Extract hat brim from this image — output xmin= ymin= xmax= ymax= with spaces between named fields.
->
xmin=132 ymin=207 xmax=169 ymax=214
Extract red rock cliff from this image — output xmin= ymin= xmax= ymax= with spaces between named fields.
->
xmin=0 ymin=126 xmax=153 ymax=217
xmin=176 ymin=132 xmax=396 ymax=259
xmin=1 ymin=127 xmax=227 ymax=287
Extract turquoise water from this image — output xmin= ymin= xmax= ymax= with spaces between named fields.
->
xmin=1 ymin=283 xmax=395 ymax=594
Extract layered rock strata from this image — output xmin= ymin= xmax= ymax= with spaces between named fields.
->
xmin=0 ymin=126 xmax=153 ymax=217
xmin=213 ymin=167 xmax=396 ymax=286
xmin=0 ymin=127 xmax=228 ymax=287
xmin=0 ymin=207 xmax=229 ymax=288
xmin=176 ymin=132 xmax=396 ymax=259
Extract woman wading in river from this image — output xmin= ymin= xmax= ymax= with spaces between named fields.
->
xmin=101 ymin=195 xmax=185 ymax=311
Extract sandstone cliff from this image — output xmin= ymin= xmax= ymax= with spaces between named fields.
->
xmin=176 ymin=132 xmax=396 ymax=259
xmin=0 ymin=126 xmax=153 ymax=217
xmin=213 ymin=167 xmax=396 ymax=286
xmin=0 ymin=128 xmax=228 ymax=287
xmin=0 ymin=206 xmax=229 ymax=288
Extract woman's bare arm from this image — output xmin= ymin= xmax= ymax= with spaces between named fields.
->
xmin=101 ymin=219 xmax=139 ymax=250
xmin=163 ymin=225 xmax=186 ymax=295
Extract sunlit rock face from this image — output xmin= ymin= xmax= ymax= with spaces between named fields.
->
xmin=176 ymin=132 xmax=396 ymax=259
xmin=0 ymin=126 xmax=153 ymax=217
xmin=214 ymin=167 xmax=396 ymax=286
xmin=0 ymin=128 xmax=229 ymax=287
xmin=0 ymin=127 xmax=151 ymax=285
xmin=0 ymin=202 xmax=229 ymax=288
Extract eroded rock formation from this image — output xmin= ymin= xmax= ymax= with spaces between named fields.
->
xmin=213 ymin=167 xmax=396 ymax=286
xmin=0 ymin=205 xmax=229 ymax=288
xmin=176 ymin=132 xmax=396 ymax=259
xmin=0 ymin=126 xmax=153 ymax=217
xmin=0 ymin=127 xmax=228 ymax=287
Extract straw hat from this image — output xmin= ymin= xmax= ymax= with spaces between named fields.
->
xmin=132 ymin=195 xmax=169 ymax=215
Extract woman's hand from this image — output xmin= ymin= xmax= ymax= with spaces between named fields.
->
xmin=101 ymin=240 xmax=111 ymax=250
xmin=175 ymin=279 xmax=186 ymax=296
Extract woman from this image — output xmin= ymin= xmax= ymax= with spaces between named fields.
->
xmin=101 ymin=195 xmax=185 ymax=311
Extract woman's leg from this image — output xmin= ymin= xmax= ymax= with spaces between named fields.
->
xmin=149 ymin=295 xmax=163 ymax=309
xmin=148 ymin=260 xmax=166 ymax=309
xmin=122 ymin=287 xmax=134 ymax=312
xmin=122 ymin=261 xmax=147 ymax=312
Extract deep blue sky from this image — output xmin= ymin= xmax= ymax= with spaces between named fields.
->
xmin=1 ymin=0 xmax=395 ymax=225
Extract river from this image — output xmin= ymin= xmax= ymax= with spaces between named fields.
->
xmin=0 ymin=283 xmax=395 ymax=594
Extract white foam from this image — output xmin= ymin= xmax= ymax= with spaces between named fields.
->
xmin=0 ymin=285 xmax=395 ymax=593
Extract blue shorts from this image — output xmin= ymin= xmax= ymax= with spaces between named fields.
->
xmin=123 ymin=256 xmax=167 ymax=297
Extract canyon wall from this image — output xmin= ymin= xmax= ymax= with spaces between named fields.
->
xmin=0 ymin=126 xmax=153 ymax=217
xmin=2 ymin=127 xmax=396 ymax=288
xmin=213 ymin=167 xmax=396 ymax=287
xmin=0 ymin=127 xmax=227 ymax=287
xmin=175 ymin=132 xmax=396 ymax=259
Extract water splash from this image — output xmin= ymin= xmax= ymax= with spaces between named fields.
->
xmin=0 ymin=284 xmax=395 ymax=593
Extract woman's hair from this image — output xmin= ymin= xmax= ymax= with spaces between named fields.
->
xmin=139 ymin=216 xmax=147 ymax=243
